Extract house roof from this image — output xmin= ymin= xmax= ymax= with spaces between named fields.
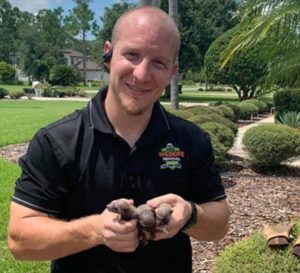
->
xmin=62 ymin=49 xmax=84 ymax=58
xmin=62 ymin=49 xmax=101 ymax=71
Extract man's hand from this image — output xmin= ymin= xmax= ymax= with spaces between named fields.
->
xmin=147 ymin=194 xmax=192 ymax=240
xmin=100 ymin=199 xmax=139 ymax=252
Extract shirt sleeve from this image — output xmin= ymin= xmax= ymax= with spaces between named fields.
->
xmin=189 ymin=129 xmax=226 ymax=204
xmin=12 ymin=128 xmax=75 ymax=216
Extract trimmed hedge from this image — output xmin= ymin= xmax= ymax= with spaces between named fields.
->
xmin=201 ymin=121 xmax=235 ymax=149
xmin=216 ymin=105 xmax=235 ymax=121
xmin=244 ymin=99 xmax=268 ymax=113
xmin=238 ymin=102 xmax=259 ymax=120
xmin=242 ymin=124 xmax=300 ymax=167
xmin=188 ymin=113 xmax=238 ymax=135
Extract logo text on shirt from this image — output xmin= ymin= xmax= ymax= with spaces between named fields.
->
xmin=159 ymin=143 xmax=184 ymax=170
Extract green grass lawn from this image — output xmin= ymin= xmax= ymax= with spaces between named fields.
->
xmin=0 ymin=159 xmax=49 ymax=272
xmin=0 ymin=84 xmax=31 ymax=93
xmin=0 ymin=100 xmax=86 ymax=147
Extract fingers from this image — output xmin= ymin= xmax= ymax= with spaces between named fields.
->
xmin=99 ymin=209 xmax=139 ymax=252
xmin=147 ymin=193 xmax=180 ymax=208
xmin=147 ymin=194 xmax=192 ymax=239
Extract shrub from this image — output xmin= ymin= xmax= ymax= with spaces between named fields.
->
xmin=214 ymin=221 xmax=300 ymax=273
xmin=78 ymin=90 xmax=87 ymax=97
xmin=168 ymin=109 xmax=195 ymax=120
xmin=277 ymin=111 xmax=300 ymax=129
xmin=216 ymin=105 xmax=235 ymax=121
xmin=242 ymin=124 xmax=300 ymax=167
xmin=0 ymin=61 xmax=16 ymax=84
xmin=273 ymin=89 xmax=300 ymax=121
xmin=0 ymin=87 xmax=9 ymax=99
xmin=207 ymin=133 xmax=227 ymax=164
xmin=49 ymin=64 xmax=80 ymax=86
xmin=238 ymin=102 xmax=259 ymax=120
xmin=188 ymin=113 xmax=238 ymax=135
xmin=244 ymin=99 xmax=268 ymax=113
xmin=9 ymin=91 xmax=25 ymax=99
xmin=224 ymin=103 xmax=241 ymax=121
xmin=185 ymin=105 xmax=223 ymax=117
xmin=23 ymin=88 xmax=35 ymax=94
xmin=201 ymin=121 xmax=235 ymax=149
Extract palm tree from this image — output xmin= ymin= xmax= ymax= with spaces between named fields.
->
xmin=222 ymin=0 xmax=300 ymax=88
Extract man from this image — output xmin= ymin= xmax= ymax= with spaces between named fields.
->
xmin=8 ymin=6 xmax=229 ymax=273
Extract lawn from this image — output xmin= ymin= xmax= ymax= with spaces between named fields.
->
xmin=0 ymin=159 xmax=49 ymax=272
xmin=0 ymin=100 xmax=86 ymax=147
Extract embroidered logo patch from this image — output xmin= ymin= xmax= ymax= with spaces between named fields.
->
xmin=159 ymin=143 xmax=184 ymax=170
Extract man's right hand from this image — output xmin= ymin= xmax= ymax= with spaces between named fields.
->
xmin=98 ymin=206 xmax=139 ymax=252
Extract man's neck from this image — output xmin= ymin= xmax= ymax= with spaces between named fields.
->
xmin=104 ymin=98 xmax=153 ymax=148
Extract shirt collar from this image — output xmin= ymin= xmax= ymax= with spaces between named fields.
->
xmin=89 ymin=86 xmax=171 ymax=140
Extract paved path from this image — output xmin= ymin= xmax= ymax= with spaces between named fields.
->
xmin=228 ymin=115 xmax=300 ymax=167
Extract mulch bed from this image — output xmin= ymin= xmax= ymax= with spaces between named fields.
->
xmin=1 ymin=143 xmax=300 ymax=273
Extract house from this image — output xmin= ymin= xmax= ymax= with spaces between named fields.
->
xmin=62 ymin=49 xmax=109 ymax=84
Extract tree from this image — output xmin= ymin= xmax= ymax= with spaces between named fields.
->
xmin=160 ymin=0 xmax=239 ymax=73
xmin=49 ymin=64 xmax=80 ymax=86
xmin=221 ymin=0 xmax=300 ymax=88
xmin=92 ymin=1 xmax=136 ymax=67
xmin=169 ymin=0 xmax=179 ymax=109
xmin=17 ymin=8 xmax=66 ymax=81
xmin=0 ymin=61 xmax=16 ymax=83
xmin=204 ymin=26 xmax=267 ymax=101
xmin=0 ymin=0 xmax=19 ymax=63
xmin=65 ymin=0 xmax=99 ymax=86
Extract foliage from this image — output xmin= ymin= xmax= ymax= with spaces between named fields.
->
xmin=201 ymin=121 xmax=235 ymax=149
xmin=64 ymin=0 xmax=99 ymax=85
xmin=92 ymin=1 xmax=136 ymax=67
xmin=161 ymin=0 xmax=239 ymax=73
xmin=188 ymin=113 xmax=237 ymax=135
xmin=49 ymin=64 xmax=81 ymax=86
xmin=0 ymin=159 xmax=50 ymax=272
xmin=242 ymin=124 xmax=300 ymax=167
xmin=0 ymin=87 xmax=9 ymax=98
xmin=277 ymin=111 xmax=300 ymax=129
xmin=221 ymin=0 xmax=300 ymax=88
xmin=273 ymin=89 xmax=300 ymax=121
xmin=0 ymin=0 xmax=19 ymax=63
xmin=0 ymin=61 xmax=16 ymax=84
xmin=208 ymin=133 xmax=227 ymax=164
xmin=224 ymin=103 xmax=241 ymax=121
xmin=238 ymin=101 xmax=259 ymax=120
xmin=17 ymin=8 xmax=67 ymax=81
xmin=215 ymin=104 xmax=235 ymax=121
xmin=8 ymin=91 xmax=24 ymax=99
xmin=244 ymin=99 xmax=268 ymax=113
xmin=167 ymin=109 xmax=195 ymax=120
xmin=214 ymin=221 xmax=300 ymax=273
xmin=205 ymin=26 xmax=267 ymax=101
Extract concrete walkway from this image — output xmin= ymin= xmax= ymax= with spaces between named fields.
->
xmin=228 ymin=115 xmax=300 ymax=167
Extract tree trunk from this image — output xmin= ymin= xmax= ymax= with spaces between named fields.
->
xmin=152 ymin=0 xmax=162 ymax=7
xmin=139 ymin=0 xmax=153 ymax=6
xmin=82 ymin=30 xmax=87 ymax=87
xmin=169 ymin=0 xmax=179 ymax=109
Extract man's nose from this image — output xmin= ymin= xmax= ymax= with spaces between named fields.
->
xmin=132 ymin=60 xmax=152 ymax=82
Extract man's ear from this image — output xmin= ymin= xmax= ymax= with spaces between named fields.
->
xmin=103 ymin=41 xmax=113 ymax=72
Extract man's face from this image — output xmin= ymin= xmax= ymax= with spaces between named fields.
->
xmin=107 ymin=18 xmax=178 ymax=116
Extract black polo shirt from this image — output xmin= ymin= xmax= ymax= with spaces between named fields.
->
xmin=13 ymin=87 xmax=226 ymax=273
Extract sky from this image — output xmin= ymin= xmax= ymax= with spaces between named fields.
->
xmin=8 ymin=0 xmax=137 ymax=25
